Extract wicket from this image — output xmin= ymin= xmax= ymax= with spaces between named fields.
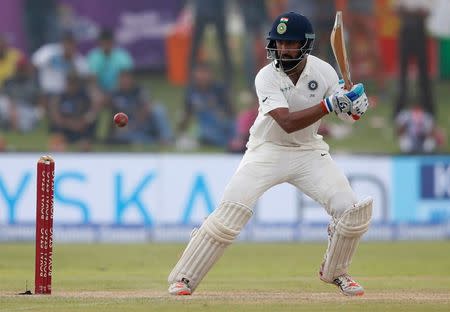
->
xmin=35 ymin=156 xmax=55 ymax=295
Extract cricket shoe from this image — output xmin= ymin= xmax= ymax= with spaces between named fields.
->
xmin=168 ymin=279 xmax=191 ymax=296
xmin=319 ymin=264 xmax=364 ymax=296
xmin=329 ymin=274 xmax=364 ymax=296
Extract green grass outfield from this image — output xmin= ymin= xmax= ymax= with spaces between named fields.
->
xmin=1 ymin=242 xmax=450 ymax=311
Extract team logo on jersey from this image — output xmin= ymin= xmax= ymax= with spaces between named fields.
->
xmin=308 ymin=80 xmax=318 ymax=90
xmin=280 ymin=86 xmax=293 ymax=93
xmin=277 ymin=23 xmax=287 ymax=34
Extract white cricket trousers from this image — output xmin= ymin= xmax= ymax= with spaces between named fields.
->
xmin=221 ymin=142 xmax=357 ymax=218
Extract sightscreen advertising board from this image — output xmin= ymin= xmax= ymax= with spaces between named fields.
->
xmin=0 ymin=154 xmax=449 ymax=242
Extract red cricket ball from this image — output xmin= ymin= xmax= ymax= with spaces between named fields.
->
xmin=113 ymin=112 xmax=128 ymax=127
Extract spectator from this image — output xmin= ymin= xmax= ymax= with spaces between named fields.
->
xmin=0 ymin=135 xmax=6 ymax=151
xmin=266 ymin=0 xmax=289 ymax=20
xmin=109 ymin=70 xmax=172 ymax=145
xmin=178 ymin=62 xmax=234 ymax=148
xmin=228 ymin=90 xmax=258 ymax=153
xmin=0 ymin=34 xmax=23 ymax=87
xmin=48 ymin=73 xmax=98 ymax=151
xmin=32 ymin=31 xmax=90 ymax=96
xmin=1 ymin=56 xmax=43 ymax=132
xmin=395 ymin=105 xmax=438 ymax=154
xmin=87 ymin=29 xmax=134 ymax=93
xmin=239 ymin=0 xmax=269 ymax=89
xmin=24 ymin=0 xmax=60 ymax=53
xmin=0 ymin=96 xmax=7 ymax=129
xmin=188 ymin=0 xmax=232 ymax=89
xmin=347 ymin=0 xmax=384 ymax=96
xmin=48 ymin=133 xmax=69 ymax=152
xmin=287 ymin=0 xmax=336 ymax=64
xmin=394 ymin=0 xmax=435 ymax=118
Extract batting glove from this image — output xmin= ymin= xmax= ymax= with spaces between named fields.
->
xmin=350 ymin=89 xmax=369 ymax=118
xmin=322 ymin=83 xmax=366 ymax=117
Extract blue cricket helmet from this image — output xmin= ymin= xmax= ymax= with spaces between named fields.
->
xmin=266 ymin=12 xmax=315 ymax=72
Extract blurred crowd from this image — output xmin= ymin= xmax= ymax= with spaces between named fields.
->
xmin=0 ymin=29 xmax=174 ymax=152
xmin=0 ymin=0 xmax=447 ymax=154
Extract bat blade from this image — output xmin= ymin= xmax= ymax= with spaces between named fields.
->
xmin=330 ymin=11 xmax=352 ymax=90
xmin=330 ymin=11 xmax=360 ymax=120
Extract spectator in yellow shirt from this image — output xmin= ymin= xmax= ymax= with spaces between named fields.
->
xmin=0 ymin=34 xmax=23 ymax=87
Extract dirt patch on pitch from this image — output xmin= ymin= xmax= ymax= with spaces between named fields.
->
xmin=1 ymin=290 xmax=449 ymax=303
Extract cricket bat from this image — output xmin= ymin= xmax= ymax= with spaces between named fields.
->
xmin=330 ymin=11 xmax=359 ymax=120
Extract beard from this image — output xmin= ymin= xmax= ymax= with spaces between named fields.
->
xmin=278 ymin=51 xmax=303 ymax=72
xmin=279 ymin=58 xmax=301 ymax=72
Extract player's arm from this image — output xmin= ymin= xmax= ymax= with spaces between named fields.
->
xmin=269 ymin=104 xmax=327 ymax=133
xmin=268 ymin=84 xmax=366 ymax=133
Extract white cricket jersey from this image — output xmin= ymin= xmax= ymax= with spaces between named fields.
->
xmin=248 ymin=55 xmax=339 ymax=150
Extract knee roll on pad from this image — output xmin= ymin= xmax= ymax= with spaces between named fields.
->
xmin=327 ymin=191 xmax=358 ymax=219
xmin=168 ymin=201 xmax=252 ymax=292
xmin=335 ymin=197 xmax=372 ymax=237
xmin=321 ymin=197 xmax=373 ymax=282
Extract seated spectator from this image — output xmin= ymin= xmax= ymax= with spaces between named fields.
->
xmin=48 ymin=133 xmax=68 ymax=152
xmin=0 ymin=34 xmax=24 ymax=87
xmin=48 ymin=73 xmax=98 ymax=151
xmin=395 ymin=105 xmax=442 ymax=154
xmin=178 ymin=62 xmax=234 ymax=148
xmin=0 ymin=135 xmax=6 ymax=151
xmin=0 ymin=99 xmax=7 ymax=129
xmin=87 ymin=29 xmax=134 ymax=93
xmin=32 ymin=31 xmax=90 ymax=96
xmin=228 ymin=90 xmax=258 ymax=153
xmin=108 ymin=70 xmax=172 ymax=145
xmin=0 ymin=56 xmax=43 ymax=132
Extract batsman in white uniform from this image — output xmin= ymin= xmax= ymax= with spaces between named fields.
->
xmin=168 ymin=11 xmax=372 ymax=296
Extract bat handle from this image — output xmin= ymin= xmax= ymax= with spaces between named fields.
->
xmin=344 ymin=80 xmax=360 ymax=120
xmin=344 ymin=80 xmax=353 ymax=90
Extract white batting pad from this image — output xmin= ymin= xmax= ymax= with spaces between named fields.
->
xmin=321 ymin=197 xmax=373 ymax=282
xmin=168 ymin=201 xmax=252 ymax=292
